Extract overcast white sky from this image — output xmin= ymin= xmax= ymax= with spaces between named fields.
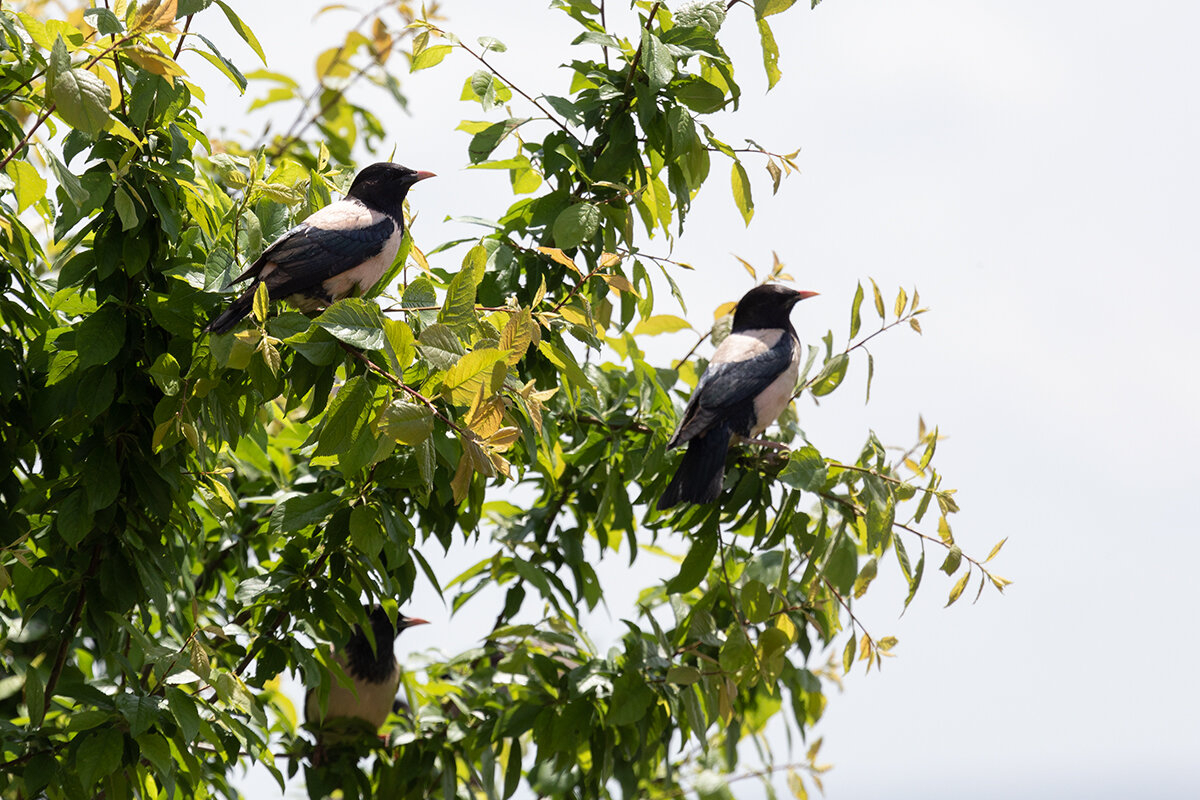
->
xmin=192 ymin=1 xmax=1200 ymax=797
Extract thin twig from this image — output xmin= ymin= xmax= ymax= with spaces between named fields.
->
xmin=340 ymin=343 xmax=463 ymax=433
xmin=456 ymin=40 xmax=582 ymax=146
xmin=172 ymin=14 xmax=193 ymax=60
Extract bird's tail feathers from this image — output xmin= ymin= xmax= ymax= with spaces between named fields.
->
xmin=657 ymin=424 xmax=732 ymax=510
xmin=204 ymin=285 xmax=256 ymax=334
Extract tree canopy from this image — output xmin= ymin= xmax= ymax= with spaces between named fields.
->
xmin=0 ymin=1 xmax=1007 ymax=798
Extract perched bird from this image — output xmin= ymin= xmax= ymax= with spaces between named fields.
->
xmin=304 ymin=606 xmax=428 ymax=732
xmin=658 ymin=284 xmax=818 ymax=509
xmin=204 ymin=162 xmax=434 ymax=334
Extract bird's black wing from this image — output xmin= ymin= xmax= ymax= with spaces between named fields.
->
xmin=244 ymin=217 xmax=396 ymax=298
xmin=669 ymin=335 xmax=794 ymax=447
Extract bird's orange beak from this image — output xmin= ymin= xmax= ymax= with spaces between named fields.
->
xmin=403 ymin=617 xmax=430 ymax=627
xmin=414 ymin=171 xmax=436 ymax=182
xmin=797 ymin=290 xmax=819 ymax=300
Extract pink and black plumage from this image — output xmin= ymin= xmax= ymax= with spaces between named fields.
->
xmin=658 ymin=284 xmax=818 ymax=509
xmin=204 ymin=162 xmax=434 ymax=334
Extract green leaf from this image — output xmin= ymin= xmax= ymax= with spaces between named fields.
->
xmin=756 ymin=17 xmax=782 ymax=90
xmin=314 ymin=375 xmax=372 ymax=457
xmin=666 ymin=665 xmax=701 ymax=685
xmin=412 ymin=44 xmax=452 ymax=70
xmin=377 ymin=400 xmax=434 ymax=445
xmin=384 ymin=318 xmax=415 ymax=372
xmin=865 ymin=492 xmax=894 ymax=552
xmin=269 ymin=491 xmax=339 ymax=534
xmin=349 ymin=506 xmax=383 ymax=557
xmin=677 ymin=1 xmax=727 ymax=32
xmin=115 ymin=694 xmax=162 ymax=737
xmin=5 ymin=160 xmax=47 ymax=214
xmin=665 ymin=529 xmax=717 ymax=594
xmin=809 ymin=353 xmax=848 ymax=397
xmin=417 ymin=324 xmax=464 ymax=369
xmin=439 ymin=249 xmax=485 ymax=330
xmin=940 ymin=545 xmax=963 ymax=576
xmin=503 ymin=737 xmax=522 ymax=799
xmin=754 ymin=0 xmax=798 ymax=17
xmin=113 ymin=185 xmax=139 ymax=231
xmin=741 ymin=579 xmax=771 ymax=623
xmin=213 ymin=0 xmax=266 ymax=64
xmin=442 ymin=348 xmax=508 ymax=406
xmin=640 ymin=31 xmax=674 ymax=93
xmin=402 ymin=275 xmax=437 ymax=309
xmin=850 ymin=282 xmax=864 ymax=339
xmin=24 ymin=670 xmax=44 ymax=727
xmin=165 ymin=687 xmax=200 ymax=742
xmin=731 ymin=161 xmax=754 ymax=225
xmin=676 ymin=76 xmax=727 ymax=113
xmin=852 ymin=556 xmax=877 ymax=599
xmin=778 ymin=445 xmax=826 ymax=491
xmin=552 ymin=202 xmax=600 ymax=249
xmin=148 ymin=352 xmax=181 ymax=395
xmin=76 ymin=303 xmax=125 ymax=369
xmin=50 ymin=65 xmax=112 ymax=136
xmin=315 ymin=298 xmax=386 ymax=350
xmin=76 ymin=728 xmax=124 ymax=789
xmin=824 ymin=532 xmax=858 ymax=596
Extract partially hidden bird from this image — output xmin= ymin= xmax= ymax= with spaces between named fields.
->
xmin=204 ymin=162 xmax=434 ymax=334
xmin=304 ymin=606 xmax=428 ymax=733
xmin=658 ymin=284 xmax=818 ymax=510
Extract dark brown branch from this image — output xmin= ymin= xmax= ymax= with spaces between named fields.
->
xmin=43 ymin=544 xmax=102 ymax=716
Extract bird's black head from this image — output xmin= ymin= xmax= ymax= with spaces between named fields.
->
xmin=345 ymin=162 xmax=434 ymax=219
xmin=345 ymin=606 xmax=429 ymax=682
xmin=731 ymin=284 xmax=818 ymax=332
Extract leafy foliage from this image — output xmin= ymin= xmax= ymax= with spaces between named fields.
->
xmin=0 ymin=1 xmax=1006 ymax=798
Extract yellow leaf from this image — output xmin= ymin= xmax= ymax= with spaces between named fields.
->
xmin=252 ymin=282 xmax=269 ymax=323
xmin=450 ymin=456 xmax=472 ymax=503
xmin=133 ymin=0 xmax=177 ymax=33
xmin=537 ymin=246 xmax=581 ymax=275
xmin=984 ymin=538 xmax=1007 ymax=563
xmin=499 ymin=308 xmax=533 ymax=365
xmin=601 ymin=274 xmax=638 ymax=296
xmin=946 ymin=570 xmax=969 ymax=606
xmin=409 ymin=241 xmax=430 ymax=273
xmin=894 ymin=286 xmax=908 ymax=318
xmin=632 ymin=314 xmax=691 ymax=336
xmin=559 ymin=305 xmax=594 ymax=329
xmin=487 ymin=427 xmax=520 ymax=452
xmin=598 ymin=252 xmax=621 ymax=269
xmin=869 ymin=277 xmax=885 ymax=318
xmin=465 ymin=395 xmax=505 ymax=439
xmin=124 ymin=44 xmax=186 ymax=80
xmin=733 ymin=254 xmax=756 ymax=279
xmin=713 ymin=300 xmax=737 ymax=320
